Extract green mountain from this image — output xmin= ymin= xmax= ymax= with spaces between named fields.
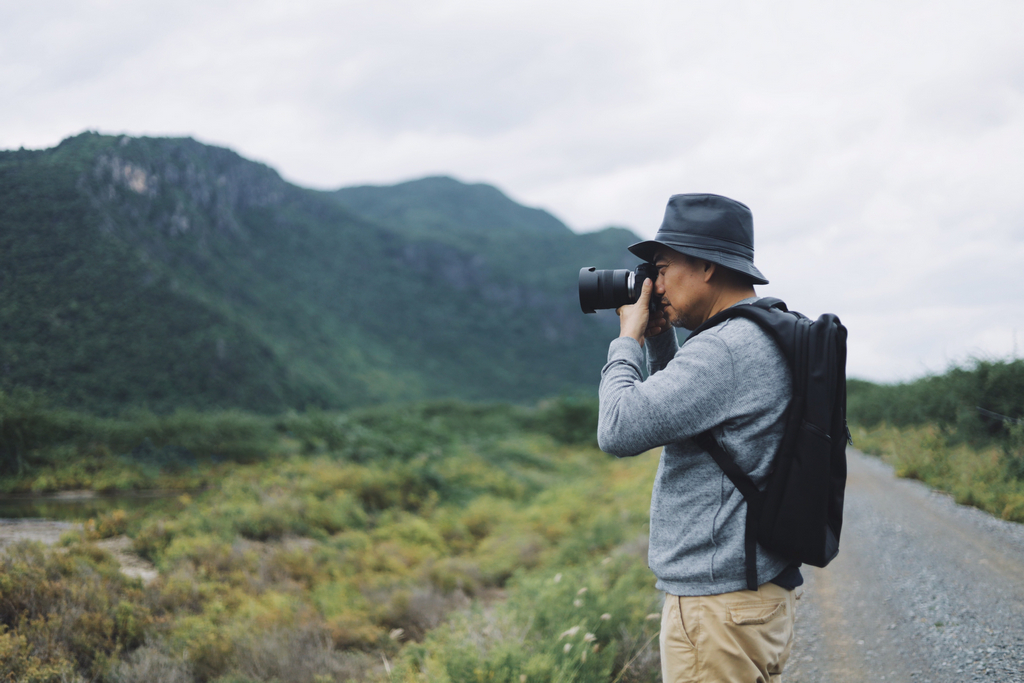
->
xmin=0 ymin=133 xmax=640 ymax=414
xmin=334 ymin=176 xmax=641 ymax=294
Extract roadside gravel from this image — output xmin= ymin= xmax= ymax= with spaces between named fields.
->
xmin=787 ymin=449 xmax=1024 ymax=683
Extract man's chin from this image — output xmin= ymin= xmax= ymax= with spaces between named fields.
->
xmin=667 ymin=309 xmax=696 ymax=331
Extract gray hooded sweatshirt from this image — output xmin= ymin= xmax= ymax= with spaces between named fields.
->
xmin=598 ymin=299 xmax=792 ymax=596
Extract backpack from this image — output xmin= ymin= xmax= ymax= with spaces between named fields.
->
xmin=684 ymin=297 xmax=850 ymax=591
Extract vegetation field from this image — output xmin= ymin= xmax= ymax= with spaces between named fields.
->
xmin=0 ymin=394 xmax=663 ymax=683
xmin=848 ymin=358 xmax=1024 ymax=522
xmin=5 ymin=345 xmax=1020 ymax=682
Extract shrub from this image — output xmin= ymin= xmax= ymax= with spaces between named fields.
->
xmin=0 ymin=397 xmax=665 ymax=681
xmin=230 ymin=623 xmax=378 ymax=683
xmin=527 ymin=397 xmax=600 ymax=446
xmin=0 ymin=541 xmax=152 ymax=680
xmin=106 ymin=641 xmax=193 ymax=683
xmin=394 ymin=553 xmax=661 ymax=683
xmin=0 ymin=625 xmax=78 ymax=683
xmin=848 ymin=358 xmax=1024 ymax=446
xmin=854 ymin=423 xmax=1024 ymax=522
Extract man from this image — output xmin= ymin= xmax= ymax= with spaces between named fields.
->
xmin=598 ymin=193 xmax=799 ymax=683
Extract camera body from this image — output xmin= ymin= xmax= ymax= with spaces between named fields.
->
xmin=578 ymin=263 xmax=659 ymax=314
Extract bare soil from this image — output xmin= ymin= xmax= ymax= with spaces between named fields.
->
xmin=0 ymin=518 xmax=158 ymax=584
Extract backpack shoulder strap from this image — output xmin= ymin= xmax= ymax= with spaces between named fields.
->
xmin=687 ymin=297 xmax=799 ymax=590
xmin=685 ymin=297 xmax=794 ymax=342
xmin=692 ymin=431 xmax=763 ymax=590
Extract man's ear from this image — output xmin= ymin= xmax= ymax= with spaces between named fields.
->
xmin=702 ymin=261 xmax=716 ymax=283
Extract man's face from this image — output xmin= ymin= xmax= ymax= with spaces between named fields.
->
xmin=652 ymin=248 xmax=710 ymax=331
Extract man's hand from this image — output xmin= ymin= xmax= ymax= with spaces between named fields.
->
xmin=616 ymin=279 xmax=668 ymax=346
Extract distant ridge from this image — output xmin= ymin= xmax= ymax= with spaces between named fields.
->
xmin=0 ymin=133 xmax=641 ymax=414
xmin=335 ymin=176 xmax=572 ymax=239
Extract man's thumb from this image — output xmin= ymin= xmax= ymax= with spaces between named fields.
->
xmin=639 ymin=278 xmax=652 ymax=302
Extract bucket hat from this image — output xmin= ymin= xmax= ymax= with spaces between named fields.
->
xmin=628 ymin=193 xmax=768 ymax=285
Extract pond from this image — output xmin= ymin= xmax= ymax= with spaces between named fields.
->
xmin=0 ymin=490 xmax=184 ymax=521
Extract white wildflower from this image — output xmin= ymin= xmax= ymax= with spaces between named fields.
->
xmin=600 ymin=613 xmax=611 ymax=621
xmin=553 ymin=573 xmax=562 ymax=583
xmin=646 ymin=613 xmax=660 ymax=620
xmin=573 ymin=599 xmax=583 ymax=607
xmin=389 ymin=628 xmax=404 ymax=640
xmin=583 ymin=632 xmax=596 ymax=643
xmin=563 ymin=643 xmax=572 ymax=653
xmin=558 ymin=625 xmax=581 ymax=640
xmin=576 ymin=587 xmax=588 ymax=596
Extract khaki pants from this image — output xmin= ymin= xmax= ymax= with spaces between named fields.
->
xmin=660 ymin=583 xmax=796 ymax=683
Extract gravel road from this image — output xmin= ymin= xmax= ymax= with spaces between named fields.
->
xmin=786 ymin=449 xmax=1024 ymax=683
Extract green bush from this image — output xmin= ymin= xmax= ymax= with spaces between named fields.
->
xmin=0 ymin=397 xmax=665 ymax=682
xmin=854 ymin=423 xmax=1024 ymax=522
xmin=0 ymin=541 xmax=152 ymax=680
xmin=848 ymin=358 xmax=1024 ymax=445
xmin=849 ymin=358 xmax=1024 ymax=522
xmin=395 ymin=554 xmax=661 ymax=683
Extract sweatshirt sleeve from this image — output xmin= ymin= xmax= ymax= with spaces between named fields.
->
xmin=597 ymin=332 xmax=735 ymax=458
xmin=645 ymin=329 xmax=680 ymax=375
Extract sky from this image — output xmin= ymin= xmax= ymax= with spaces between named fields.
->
xmin=3 ymin=0 xmax=1023 ymax=383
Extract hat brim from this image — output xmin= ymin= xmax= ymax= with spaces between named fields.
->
xmin=628 ymin=239 xmax=769 ymax=285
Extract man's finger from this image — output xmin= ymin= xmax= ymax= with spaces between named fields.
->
xmin=638 ymin=278 xmax=653 ymax=304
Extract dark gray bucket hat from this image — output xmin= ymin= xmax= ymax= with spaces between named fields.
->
xmin=628 ymin=193 xmax=769 ymax=285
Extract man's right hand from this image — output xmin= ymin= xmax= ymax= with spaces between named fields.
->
xmin=617 ymin=279 xmax=668 ymax=346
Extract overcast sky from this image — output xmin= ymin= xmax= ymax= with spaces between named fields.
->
xmin=4 ymin=0 xmax=1023 ymax=383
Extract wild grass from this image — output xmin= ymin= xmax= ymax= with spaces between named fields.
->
xmin=849 ymin=357 xmax=1024 ymax=523
xmin=0 ymin=396 xmax=662 ymax=682
xmin=0 ymin=540 xmax=152 ymax=682
xmin=853 ymin=422 xmax=1024 ymax=522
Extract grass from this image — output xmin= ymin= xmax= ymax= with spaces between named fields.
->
xmin=847 ymin=357 xmax=1024 ymax=523
xmin=852 ymin=422 xmax=1024 ymax=523
xmin=0 ymin=396 xmax=662 ymax=682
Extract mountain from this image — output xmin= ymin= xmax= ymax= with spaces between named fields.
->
xmin=334 ymin=177 xmax=641 ymax=294
xmin=0 ymin=133 xmax=641 ymax=414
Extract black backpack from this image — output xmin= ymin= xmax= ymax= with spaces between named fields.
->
xmin=685 ymin=297 xmax=849 ymax=591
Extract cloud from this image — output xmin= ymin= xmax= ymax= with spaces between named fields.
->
xmin=2 ymin=0 xmax=1023 ymax=381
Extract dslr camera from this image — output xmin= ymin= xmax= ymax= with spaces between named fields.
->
xmin=578 ymin=263 xmax=659 ymax=314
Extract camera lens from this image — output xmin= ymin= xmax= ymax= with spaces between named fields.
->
xmin=578 ymin=267 xmax=637 ymax=313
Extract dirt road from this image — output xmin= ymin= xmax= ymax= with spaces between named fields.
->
xmin=786 ymin=449 xmax=1024 ymax=682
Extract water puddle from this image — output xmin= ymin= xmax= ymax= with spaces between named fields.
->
xmin=0 ymin=490 xmax=182 ymax=521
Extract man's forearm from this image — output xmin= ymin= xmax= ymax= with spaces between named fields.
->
xmin=646 ymin=329 xmax=679 ymax=375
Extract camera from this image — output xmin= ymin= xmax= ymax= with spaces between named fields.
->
xmin=578 ymin=263 xmax=659 ymax=314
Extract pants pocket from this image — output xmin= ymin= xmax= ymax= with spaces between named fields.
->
xmin=727 ymin=599 xmax=786 ymax=625
xmin=725 ymin=595 xmax=794 ymax=676
xmin=662 ymin=595 xmax=696 ymax=649
xmin=660 ymin=595 xmax=698 ymax=683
